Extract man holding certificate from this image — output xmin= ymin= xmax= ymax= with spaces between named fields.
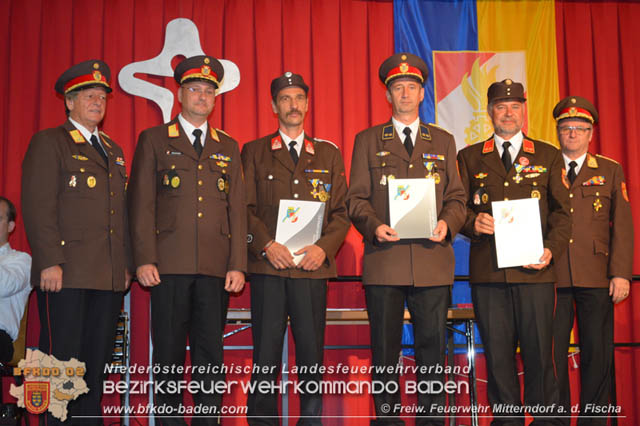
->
xmin=457 ymin=79 xmax=571 ymax=424
xmin=347 ymin=53 xmax=466 ymax=425
xmin=241 ymin=72 xmax=350 ymax=424
xmin=551 ymin=96 xmax=633 ymax=425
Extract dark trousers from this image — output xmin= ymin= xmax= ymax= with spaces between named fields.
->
xmin=365 ymin=285 xmax=450 ymax=426
xmin=37 ymin=288 xmax=123 ymax=425
xmin=247 ymin=274 xmax=327 ymax=426
xmin=150 ymin=274 xmax=229 ymax=426
xmin=0 ymin=329 xmax=13 ymax=364
xmin=553 ymin=287 xmax=613 ymax=426
xmin=471 ymin=282 xmax=560 ymax=426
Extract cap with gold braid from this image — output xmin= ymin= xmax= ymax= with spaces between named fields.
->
xmin=378 ymin=52 xmax=428 ymax=87
xmin=553 ymin=96 xmax=598 ymax=124
xmin=55 ymin=60 xmax=112 ymax=95
xmin=174 ymin=55 xmax=224 ymax=89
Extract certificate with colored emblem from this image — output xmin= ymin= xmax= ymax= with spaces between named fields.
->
xmin=492 ymin=198 xmax=544 ymax=268
xmin=388 ymin=178 xmax=437 ymax=239
xmin=275 ymin=200 xmax=326 ymax=265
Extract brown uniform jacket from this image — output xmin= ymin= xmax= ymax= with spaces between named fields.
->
xmin=347 ymin=121 xmax=467 ymax=287
xmin=457 ymin=134 xmax=571 ymax=284
xmin=556 ymin=153 xmax=633 ymax=288
xmin=21 ymin=120 xmax=130 ymax=291
xmin=241 ymin=132 xmax=350 ymax=279
xmin=128 ymin=117 xmax=247 ymax=277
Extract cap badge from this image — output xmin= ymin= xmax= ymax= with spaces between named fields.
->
xmin=399 ymin=63 xmax=409 ymax=73
xmin=93 ymin=62 xmax=100 ymax=69
xmin=569 ymin=107 xmax=577 ymax=116
xmin=204 ymin=57 xmax=210 ymax=64
xmin=505 ymin=79 xmax=512 ymax=85
xmin=201 ymin=65 xmax=211 ymax=75
xmin=571 ymin=98 xmax=577 ymax=104
xmin=401 ymin=54 xmax=407 ymax=60
xmin=285 ymin=71 xmax=292 ymax=78
xmin=93 ymin=71 xmax=102 ymax=81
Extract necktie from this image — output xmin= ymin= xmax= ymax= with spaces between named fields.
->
xmin=403 ymin=127 xmax=413 ymax=157
xmin=568 ymin=161 xmax=578 ymax=185
xmin=90 ymin=135 xmax=108 ymax=164
xmin=289 ymin=141 xmax=299 ymax=165
xmin=193 ymin=129 xmax=203 ymax=157
xmin=501 ymin=141 xmax=512 ymax=172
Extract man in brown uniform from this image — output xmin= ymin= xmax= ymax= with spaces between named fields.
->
xmin=22 ymin=60 xmax=130 ymax=423
xmin=551 ymin=96 xmax=633 ymax=425
xmin=457 ymin=79 xmax=571 ymax=425
xmin=347 ymin=53 xmax=466 ymax=426
xmin=241 ymin=72 xmax=350 ymax=425
xmin=128 ymin=55 xmax=246 ymax=424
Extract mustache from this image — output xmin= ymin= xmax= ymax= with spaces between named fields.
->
xmin=286 ymin=109 xmax=302 ymax=116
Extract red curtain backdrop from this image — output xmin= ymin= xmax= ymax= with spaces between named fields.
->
xmin=555 ymin=2 xmax=640 ymax=425
xmin=1 ymin=0 xmax=639 ymax=425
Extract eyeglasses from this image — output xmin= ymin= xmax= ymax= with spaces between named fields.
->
xmin=186 ymin=86 xmax=216 ymax=97
xmin=558 ymin=126 xmax=592 ymax=135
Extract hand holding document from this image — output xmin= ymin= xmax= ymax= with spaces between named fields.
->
xmin=491 ymin=198 xmax=544 ymax=268
xmin=388 ymin=178 xmax=438 ymax=239
xmin=275 ymin=200 xmax=325 ymax=265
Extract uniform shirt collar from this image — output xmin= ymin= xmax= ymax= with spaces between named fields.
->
xmin=279 ymin=130 xmax=305 ymax=156
xmin=391 ymin=116 xmax=420 ymax=146
xmin=562 ymin=152 xmax=587 ymax=176
xmin=178 ymin=114 xmax=208 ymax=146
xmin=69 ymin=117 xmax=100 ymax=143
xmin=494 ymin=131 xmax=523 ymax=158
xmin=0 ymin=242 xmax=10 ymax=255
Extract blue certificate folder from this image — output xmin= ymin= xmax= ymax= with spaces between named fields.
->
xmin=402 ymin=234 xmax=482 ymax=356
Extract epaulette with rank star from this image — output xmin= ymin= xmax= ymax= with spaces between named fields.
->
xmin=596 ymin=153 xmax=620 ymax=165
xmin=99 ymin=130 xmax=112 ymax=148
xmin=419 ymin=124 xmax=431 ymax=140
xmin=382 ymin=124 xmax=394 ymax=140
xmin=427 ymin=122 xmax=452 ymax=136
xmin=522 ymin=139 xmax=535 ymax=154
xmin=168 ymin=123 xmax=180 ymax=138
xmin=587 ymin=154 xmax=598 ymax=168
xmin=69 ymin=129 xmax=86 ymax=144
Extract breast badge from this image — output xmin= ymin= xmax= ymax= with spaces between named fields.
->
xmin=87 ymin=176 xmax=97 ymax=188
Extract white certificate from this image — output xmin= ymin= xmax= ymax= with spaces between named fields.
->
xmin=388 ymin=178 xmax=438 ymax=239
xmin=491 ymin=197 xmax=544 ymax=268
xmin=275 ymin=199 xmax=326 ymax=265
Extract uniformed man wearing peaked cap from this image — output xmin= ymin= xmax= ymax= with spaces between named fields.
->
xmin=128 ymin=55 xmax=246 ymax=424
xmin=22 ymin=59 xmax=131 ymax=424
xmin=242 ymin=71 xmax=350 ymax=425
xmin=551 ymin=96 xmax=633 ymax=425
xmin=457 ymin=79 xmax=571 ymax=425
xmin=347 ymin=53 xmax=466 ymax=425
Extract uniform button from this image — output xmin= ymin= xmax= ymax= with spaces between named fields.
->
xmin=110 ymin=229 xmax=114 ymax=234
xmin=198 ymin=196 xmax=203 ymax=202
xmin=504 ymin=182 xmax=509 ymax=187
xmin=570 ymin=193 xmax=574 ymax=198
xmin=198 ymin=164 xmax=204 ymax=170
xmin=382 ymin=162 xmax=386 ymax=167
xmin=198 ymin=180 xmax=203 ymax=186
xmin=569 ymin=238 xmax=574 ymax=244
xmin=268 ymin=175 xmax=273 ymax=180
xmin=532 ymin=181 xmax=538 ymax=186
xmin=222 ymin=169 xmax=226 ymax=174
xmin=504 ymin=197 xmax=509 ymax=201
xmin=227 ymin=234 xmax=232 ymax=239
xmin=109 ymin=173 xmax=113 ymax=178
xmin=198 ymin=212 xmax=203 ymax=218
xmin=171 ymin=165 xmax=176 ymax=170
xmin=293 ymin=194 xmax=299 ymax=199
xmin=294 ymin=179 xmax=299 ymax=184
xmin=60 ymin=240 xmax=65 ymax=246
xmin=409 ymin=164 xmax=414 ymax=169
xmin=156 ymin=230 xmax=160 ymax=235
xmin=480 ymin=183 xmax=485 ymax=187
xmin=80 ymin=168 xmax=85 ymax=173
xmin=595 ymin=191 xmax=600 ymax=196
xmin=570 ymin=208 xmax=574 ymax=213
xmin=110 ymin=191 xmax=115 ymax=197
xmin=110 ymin=209 xmax=115 ymax=215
